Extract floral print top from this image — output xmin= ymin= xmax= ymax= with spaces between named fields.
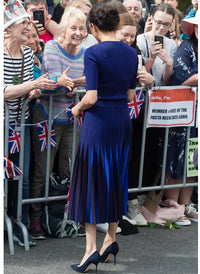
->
xmin=169 ymin=40 xmax=198 ymax=86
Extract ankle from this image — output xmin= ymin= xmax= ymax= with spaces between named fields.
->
xmin=85 ymin=248 xmax=97 ymax=256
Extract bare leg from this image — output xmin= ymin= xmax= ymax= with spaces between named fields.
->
xmin=79 ymin=223 xmax=97 ymax=266
xmin=99 ymin=222 xmax=118 ymax=255
xmin=178 ymin=177 xmax=196 ymax=205
xmin=164 ymin=172 xmax=182 ymax=202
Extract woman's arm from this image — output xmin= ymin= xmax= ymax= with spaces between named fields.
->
xmin=72 ymin=90 xmax=97 ymax=117
xmin=162 ymin=59 xmax=174 ymax=85
xmin=127 ymin=89 xmax=136 ymax=102
xmin=72 ymin=76 xmax=86 ymax=88
xmin=4 ymin=73 xmax=58 ymax=101
xmin=145 ymin=41 xmax=162 ymax=72
xmin=181 ymin=74 xmax=198 ymax=86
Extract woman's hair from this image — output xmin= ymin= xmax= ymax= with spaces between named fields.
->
xmin=88 ymin=2 xmax=120 ymax=32
xmin=59 ymin=6 xmax=87 ymax=37
xmin=152 ymin=3 xmax=175 ymax=19
xmin=65 ymin=0 xmax=92 ymax=12
xmin=118 ymin=12 xmax=138 ymax=48
xmin=173 ymin=8 xmax=183 ymax=39
xmin=118 ymin=12 xmax=138 ymax=31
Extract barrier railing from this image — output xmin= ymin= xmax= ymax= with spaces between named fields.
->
xmin=4 ymin=86 xmax=198 ymax=255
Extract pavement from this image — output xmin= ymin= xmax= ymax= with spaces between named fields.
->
xmin=4 ymin=222 xmax=198 ymax=274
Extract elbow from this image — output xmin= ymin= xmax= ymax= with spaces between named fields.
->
xmin=88 ymin=97 xmax=97 ymax=106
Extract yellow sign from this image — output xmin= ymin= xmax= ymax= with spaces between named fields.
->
xmin=187 ymin=138 xmax=198 ymax=177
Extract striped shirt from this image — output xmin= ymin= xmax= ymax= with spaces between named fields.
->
xmin=39 ymin=40 xmax=85 ymax=124
xmin=4 ymin=45 xmax=34 ymax=123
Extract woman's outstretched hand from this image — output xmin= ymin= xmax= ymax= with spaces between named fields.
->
xmin=34 ymin=73 xmax=58 ymax=90
xmin=57 ymin=67 xmax=75 ymax=91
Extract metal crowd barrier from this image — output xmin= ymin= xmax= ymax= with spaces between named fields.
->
xmin=4 ymin=86 xmax=198 ymax=255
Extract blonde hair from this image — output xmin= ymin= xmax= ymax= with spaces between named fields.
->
xmin=59 ymin=6 xmax=87 ymax=37
xmin=65 ymin=0 xmax=92 ymax=12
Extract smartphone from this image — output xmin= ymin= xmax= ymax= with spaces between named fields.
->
xmin=155 ymin=35 xmax=164 ymax=48
xmin=33 ymin=9 xmax=45 ymax=29
xmin=150 ymin=4 xmax=157 ymax=15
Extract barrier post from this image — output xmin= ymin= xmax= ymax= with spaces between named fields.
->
xmin=16 ymin=98 xmax=31 ymax=251
xmin=4 ymin=102 xmax=15 ymax=255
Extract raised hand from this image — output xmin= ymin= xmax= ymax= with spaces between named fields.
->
xmin=150 ymin=41 xmax=163 ymax=59
xmin=34 ymin=73 xmax=58 ymax=90
xmin=57 ymin=67 xmax=75 ymax=91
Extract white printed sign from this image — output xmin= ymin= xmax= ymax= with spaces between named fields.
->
xmin=147 ymin=87 xmax=196 ymax=127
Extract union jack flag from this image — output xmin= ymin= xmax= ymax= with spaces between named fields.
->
xmin=65 ymin=103 xmax=75 ymax=123
xmin=76 ymin=116 xmax=83 ymax=130
xmin=4 ymin=155 xmax=23 ymax=179
xmin=9 ymin=124 xmax=20 ymax=154
xmin=65 ymin=103 xmax=83 ymax=130
xmin=128 ymin=89 xmax=145 ymax=119
xmin=36 ymin=120 xmax=57 ymax=152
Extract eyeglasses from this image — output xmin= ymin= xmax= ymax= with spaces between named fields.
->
xmin=154 ymin=19 xmax=172 ymax=28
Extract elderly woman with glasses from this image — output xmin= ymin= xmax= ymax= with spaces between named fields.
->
xmin=3 ymin=0 xmax=57 ymax=248
xmin=137 ymin=3 xmax=177 ymax=86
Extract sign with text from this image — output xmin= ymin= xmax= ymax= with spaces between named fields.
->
xmin=187 ymin=138 xmax=198 ymax=177
xmin=147 ymin=87 xmax=196 ymax=127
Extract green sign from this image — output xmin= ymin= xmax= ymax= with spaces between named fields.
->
xmin=187 ymin=138 xmax=198 ymax=177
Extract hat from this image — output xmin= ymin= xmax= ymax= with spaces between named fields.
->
xmin=181 ymin=10 xmax=199 ymax=37
xmin=4 ymin=0 xmax=31 ymax=31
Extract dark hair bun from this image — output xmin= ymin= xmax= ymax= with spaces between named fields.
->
xmin=88 ymin=2 xmax=120 ymax=32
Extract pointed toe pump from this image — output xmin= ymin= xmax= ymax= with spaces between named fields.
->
xmin=71 ymin=251 xmax=100 ymax=273
xmin=99 ymin=241 xmax=119 ymax=265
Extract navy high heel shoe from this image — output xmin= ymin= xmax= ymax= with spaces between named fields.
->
xmin=71 ymin=251 xmax=100 ymax=273
xmin=99 ymin=241 xmax=119 ymax=265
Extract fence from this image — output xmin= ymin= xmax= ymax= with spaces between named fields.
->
xmin=4 ymin=86 xmax=198 ymax=255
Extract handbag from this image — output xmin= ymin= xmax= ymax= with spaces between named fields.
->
xmin=41 ymin=173 xmax=78 ymax=238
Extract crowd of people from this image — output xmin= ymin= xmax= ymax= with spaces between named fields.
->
xmin=3 ymin=0 xmax=198 ymax=272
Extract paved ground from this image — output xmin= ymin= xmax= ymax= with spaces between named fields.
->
xmin=4 ymin=222 xmax=198 ymax=274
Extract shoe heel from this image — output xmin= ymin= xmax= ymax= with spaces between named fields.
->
xmin=100 ymin=241 xmax=119 ymax=264
xmin=114 ymin=254 xmax=117 ymax=265
xmin=71 ymin=251 xmax=100 ymax=273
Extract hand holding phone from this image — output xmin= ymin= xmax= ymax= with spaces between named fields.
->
xmin=33 ymin=9 xmax=45 ymax=29
xmin=154 ymin=35 xmax=164 ymax=48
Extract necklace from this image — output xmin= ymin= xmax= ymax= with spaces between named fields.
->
xmin=5 ymin=44 xmax=22 ymax=85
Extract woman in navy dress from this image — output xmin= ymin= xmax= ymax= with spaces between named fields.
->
xmin=68 ymin=3 xmax=138 ymax=273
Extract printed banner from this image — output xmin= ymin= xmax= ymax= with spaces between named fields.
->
xmin=147 ymin=87 xmax=196 ymax=127
xmin=187 ymin=138 xmax=198 ymax=177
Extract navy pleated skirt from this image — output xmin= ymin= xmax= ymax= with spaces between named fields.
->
xmin=68 ymin=99 xmax=131 ymax=224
